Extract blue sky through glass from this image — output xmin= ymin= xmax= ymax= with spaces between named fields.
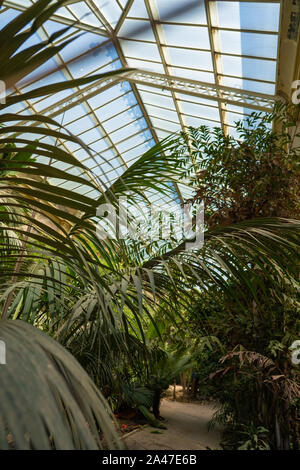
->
xmin=1 ymin=0 xmax=281 ymax=202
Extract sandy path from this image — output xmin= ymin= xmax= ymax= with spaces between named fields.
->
xmin=124 ymin=399 xmax=222 ymax=450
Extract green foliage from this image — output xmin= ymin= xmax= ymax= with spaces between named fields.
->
xmin=163 ymin=106 xmax=300 ymax=449
xmin=223 ymin=423 xmax=270 ymax=450
xmin=146 ymin=349 xmax=194 ymax=393
xmin=178 ymin=104 xmax=299 ymax=226
xmin=0 ymin=319 xmax=121 ymax=449
xmin=0 ymin=1 xmax=299 ymax=451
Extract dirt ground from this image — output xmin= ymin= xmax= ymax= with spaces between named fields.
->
xmin=124 ymin=398 xmax=222 ymax=450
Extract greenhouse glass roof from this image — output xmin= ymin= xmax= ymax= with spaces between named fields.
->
xmin=1 ymin=0 xmax=281 ymax=203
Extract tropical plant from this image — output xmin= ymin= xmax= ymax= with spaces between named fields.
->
xmin=0 ymin=319 xmax=121 ymax=449
xmin=174 ymin=106 xmax=300 ymax=449
xmin=178 ymin=103 xmax=299 ymax=227
xmin=222 ymin=423 xmax=270 ymax=450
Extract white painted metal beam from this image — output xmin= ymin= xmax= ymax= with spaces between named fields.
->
xmin=30 ymin=69 xmax=276 ymax=121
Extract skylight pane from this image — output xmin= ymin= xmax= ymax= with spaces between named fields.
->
xmin=145 ymin=104 xmax=180 ymax=123
xmin=22 ymin=58 xmax=67 ymax=91
xmin=120 ymin=39 xmax=161 ymax=61
xmin=222 ymin=56 xmax=276 ymax=81
xmin=122 ymin=141 xmax=154 ymax=163
xmin=77 ymin=127 xmax=103 ymax=145
xmin=43 ymin=20 xmax=77 ymax=39
xmin=69 ymin=45 xmax=120 ymax=78
xmin=176 ymin=93 xmax=219 ymax=107
xmin=127 ymin=1 xmax=149 ymax=18
xmin=94 ymin=0 xmax=122 ymax=27
xmin=171 ymin=67 xmax=215 ymax=82
xmin=166 ymin=48 xmax=213 ymax=71
xmin=90 ymin=138 xmax=110 ymax=153
xmin=56 ymin=6 xmax=75 ymax=20
xmin=68 ymin=2 xmax=102 ymax=27
xmin=218 ymin=31 xmax=278 ymax=58
xmin=162 ymin=25 xmax=210 ymax=49
xmin=222 ymin=76 xmax=275 ymax=94
xmin=225 ymin=104 xmax=258 ymax=116
xmin=150 ymin=117 xmax=181 ymax=133
xmin=94 ymin=92 xmax=137 ymax=121
xmin=126 ymin=58 xmax=165 ymax=73
xmin=156 ymin=0 xmax=207 ymax=24
xmin=0 ymin=8 xmax=19 ymax=29
xmin=0 ymin=101 xmax=26 ymax=115
xmin=179 ymin=101 xmax=220 ymax=121
xmin=226 ymin=111 xmax=251 ymax=126
xmin=59 ymin=33 xmax=108 ymax=62
xmin=61 ymin=105 xmax=87 ymax=125
xmin=119 ymin=19 xmax=155 ymax=41
xmin=66 ymin=115 xmax=95 ymax=135
xmin=138 ymin=90 xmax=176 ymax=109
xmin=184 ymin=115 xmax=220 ymax=127
xmin=88 ymin=82 xmax=132 ymax=109
xmin=32 ymin=89 xmax=73 ymax=111
xmin=109 ymin=117 xmax=148 ymax=142
xmin=116 ymin=130 xmax=153 ymax=153
xmin=102 ymin=106 xmax=143 ymax=133
xmin=156 ymin=129 xmax=171 ymax=140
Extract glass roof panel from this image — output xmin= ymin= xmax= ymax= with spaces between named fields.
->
xmin=166 ymin=47 xmax=213 ymax=70
xmin=94 ymin=93 xmax=137 ymax=121
xmin=161 ymin=24 xmax=210 ymax=49
xmin=119 ymin=18 xmax=155 ymax=41
xmin=176 ymin=93 xmax=219 ymax=107
xmin=150 ymin=117 xmax=181 ymax=133
xmin=93 ymin=0 xmax=123 ymax=28
xmin=214 ymin=1 xmax=280 ymax=31
xmin=87 ymin=82 xmax=132 ymax=108
xmin=126 ymin=57 xmax=165 ymax=73
xmin=218 ymin=31 xmax=278 ymax=58
xmin=155 ymin=0 xmax=207 ymax=24
xmin=43 ymin=20 xmax=77 ymax=38
xmin=127 ymin=1 xmax=149 ymax=18
xmin=55 ymin=6 xmax=75 ymax=20
xmin=108 ymin=117 xmax=148 ymax=142
xmin=144 ymin=104 xmax=180 ymax=123
xmin=138 ymin=89 xmax=176 ymax=110
xmin=120 ymin=39 xmax=161 ymax=62
xmin=116 ymin=129 xmax=153 ymax=153
xmin=171 ymin=67 xmax=215 ymax=82
xmin=222 ymin=56 xmax=276 ymax=81
xmin=221 ymin=76 xmax=276 ymax=94
xmin=101 ymin=106 xmax=143 ymax=133
xmin=58 ymin=33 xmax=108 ymax=62
xmin=0 ymin=7 xmax=19 ymax=26
xmin=67 ymin=2 xmax=104 ymax=27
xmin=179 ymin=101 xmax=220 ymax=121
xmin=2 ymin=0 xmax=281 ymax=205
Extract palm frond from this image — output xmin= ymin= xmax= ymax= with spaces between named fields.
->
xmin=0 ymin=319 xmax=122 ymax=449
